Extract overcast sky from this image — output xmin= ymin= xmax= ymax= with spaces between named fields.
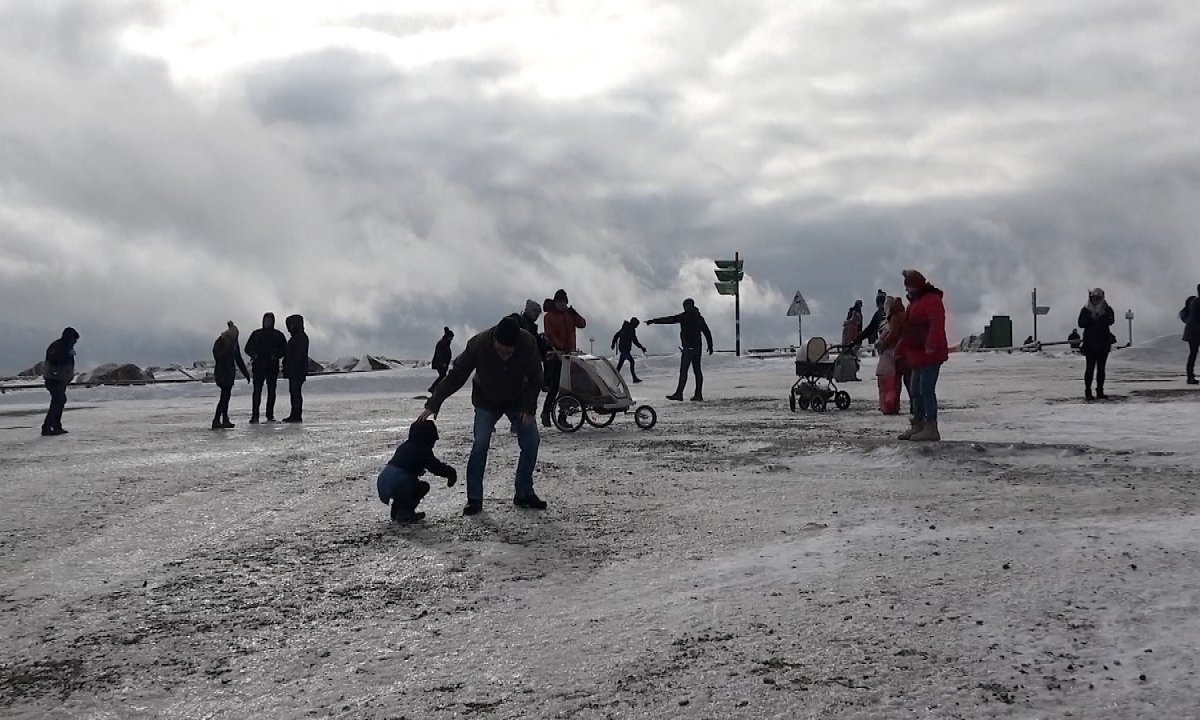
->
xmin=2 ymin=1 xmax=1198 ymax=371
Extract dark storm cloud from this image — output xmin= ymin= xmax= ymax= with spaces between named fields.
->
xmin=1 ymin=1 xmax=1198 ymax=372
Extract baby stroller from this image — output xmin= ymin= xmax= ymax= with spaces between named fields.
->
xmin=789 ymin=337 xmax=853 ymax=412
xmin=552 ymin=352 xmax=657 ymax=432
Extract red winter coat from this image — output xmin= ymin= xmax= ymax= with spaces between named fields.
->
xmin=898 ymin=287 xmax=949 ymax=369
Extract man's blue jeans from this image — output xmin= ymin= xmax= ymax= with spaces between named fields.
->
xmin=909 ymin=364 xmax=941 ymax=422
xmin=468 ymin=408 xmax=540 ymax=501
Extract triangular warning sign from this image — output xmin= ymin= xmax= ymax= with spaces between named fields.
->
xmin=787 ymin=292 xmax=811 ymax=317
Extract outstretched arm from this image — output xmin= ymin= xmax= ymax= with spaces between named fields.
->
xmin=424 ymin=342 xmax=478 ymax=417
xmin=646 ymin=313 xmax=682 ymax=326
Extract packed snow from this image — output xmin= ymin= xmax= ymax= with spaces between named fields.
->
xmin=1 ymin=345 xmax=1199 ymax=719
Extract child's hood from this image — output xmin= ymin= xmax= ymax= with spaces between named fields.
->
xmin=408 ymin=419 xmax=439 ymax=447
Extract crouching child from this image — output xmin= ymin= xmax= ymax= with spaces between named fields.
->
xmin=377 ymin=420 xmax=457 ymax=523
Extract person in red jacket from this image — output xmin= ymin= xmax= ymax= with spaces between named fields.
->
xmin=896 ymin=270 xmax=949 ymax=441
xmin=540 ymin=289 xmax=586 ymax=426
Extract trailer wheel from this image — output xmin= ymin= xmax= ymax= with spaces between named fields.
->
xmin=810 ymin=396 xmax=828 ymax=412
xmin=585 ymin=410 xmax=617 ymax=428
xmin=634 ymin=405 xmax=657 ymax=430
xmin=554 ymin=396 xmax=585 ymax=432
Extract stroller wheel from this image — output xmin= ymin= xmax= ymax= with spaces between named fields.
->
xmin=554 ymin=396 xmax=585 ymax=432
xmin=634 ymin=405 xmax=657 ymax=430
xmin=798 ymin=395 xmax=811 ymax=411
xmin=585 ymin=410 xmax=617 ymax=428
xmin=810 ymin=395 xmax=828 ymax=412
xmin=835 ymin=391 xmax=851 ymax=410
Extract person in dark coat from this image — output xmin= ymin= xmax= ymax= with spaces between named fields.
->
xmin=212 ymin=321 xmax=251 ymax=429
xmin=429 ymin=327 xmax=455 ymax=394
xmin=611 ymin=318 xmax=648 ymax=383
xmin=377 ymin=420 xmax=457 ymax=523
xmin=1078 ymin=288 xmax=1116 ymax=401
xmin=647 ymin=298 xmax=714 ymax=402
xmin=1180 ymin=287 xmax=1200 ymax=384
xmin=419 ymin=317 xmax=544 ymax=515
xmin=244 ymin=312 xmax=288 ymax=423
xmin=282 ymin=314 xmax=310 ymax=423
xmin=852 ymin=291 xmax=888 ymax=351
xmin=41 ymin=327 xmax=80 ymax=436
xmin=1067 ymin=329 xmax=1082 ymax=352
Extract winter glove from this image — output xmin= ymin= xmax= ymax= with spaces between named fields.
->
xmin=446 ymin=468 xmax=458 ymax=487
xmin=707 ymin=347 xmax=714 ymax=355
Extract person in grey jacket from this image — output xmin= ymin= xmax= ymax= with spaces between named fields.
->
xmin=1181 ymin=287 xmax=1200 ymax=384
xmin=418 ymin=317 xmax=544 ymax=515
xmin=41 ymin=327 xmax=80 ymax=436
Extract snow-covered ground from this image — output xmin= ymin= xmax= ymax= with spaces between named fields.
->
xmin=2 ymin=342 xmax=1199 ymax=719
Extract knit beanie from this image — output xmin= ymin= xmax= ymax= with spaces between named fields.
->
xmin=494 ymin=317 xmax=521 ymax=347
xmin=525 ymin=299 xmax=542 ymax=318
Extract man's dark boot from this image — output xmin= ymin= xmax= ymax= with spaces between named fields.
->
xmin=513 ymin=494 xmax=548 ymax=510
xmin=1085 ymin=388 xmax=1094 ymax=402
xmin=249 ymin=414 xmax=260 ymax=424
xmin=212 ymin=418 xmax=223 ymax=430
xmin=540 ymin=409 xmax=552 ymax=427
xmin=690 ymin=392 xmax=704 ymax=402
xmin=666 ymin=393 xmax=684 ymax=401
xmin=463 ymin=500 xmax=483 ymax=516
xmin=41 ymin=426 xmax=55 ymax=437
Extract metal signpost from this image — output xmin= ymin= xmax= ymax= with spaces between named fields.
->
xmin=714 ymin=252 xmax=744 ymax=356
xmin=786 ymin=291 xmax=811 ymax=351
xmin=1031 ymin=288 xmax=1050 ymax=343
xmin=1125 ymin=309 xmax=1135 ymax=347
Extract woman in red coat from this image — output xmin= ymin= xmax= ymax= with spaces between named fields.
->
xmin=896 ymin=270 xmax=949 ymax=441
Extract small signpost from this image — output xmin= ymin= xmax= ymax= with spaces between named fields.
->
xmin=786 ymin=291 xmax=811 ymax=351
xmin=1031 ymin=288 xmax=1051 ymax=343
xmin=1125 ymin=309 xmax=1135 ymax=347
xmin=714 ymin=252 xmax=744 ymax=356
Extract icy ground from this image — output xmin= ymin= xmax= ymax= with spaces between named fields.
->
xmin=2 ymin=347 xmax=1199 ymax=719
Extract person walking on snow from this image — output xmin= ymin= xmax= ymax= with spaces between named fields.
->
xmin=611 ymin=318 xmax=648 ymax=383
xmin=1079 ymin=288 xmax=1115 ymax=401
xmin=1180 ymin=287 xmax=1200 ymax=384
xmin=429 ymin=327 xmax=454 ymax=394
xmin=896 ymin=271 xmax=949 ymax=441
xmin=282 ymin=314 xmax=310 ymax=423
xmin=419 ymin=316 xmax=545 ymax=515
xmin=647 ymin=298 xmax=714 ymax=402
xmin=212 ymin=321 xmax=251 ymax=429
xmin=541 ymin=289 xmax=586 ymax=427
xmin=244 ymin=312 xmax=287 ymax=423
xmin=41 ymin=327 xmax=80 ymax=436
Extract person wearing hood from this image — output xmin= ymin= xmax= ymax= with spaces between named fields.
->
xmin=842 ymin=300 xmax=865 ymax=348
xmin=429 ymin=327 xmax=455 ymax=394
xmin=611 ymin=317 xmax=648 ymax=383
xmin=41 ymin=327 xmax=80 ymax=436
xmin=896 ymin=270 xmax=949 ymax=441
xmin=419 ymin=316 xmax=545 ymax=515
xmin=282 ymin=314 xmax=310 ymax=422
xmin=647 ymin=298 xmax=714 ymax=401
xmin=874 ymin=297 xmax=906 ymax=415
xmin=212 ymin=321 xmax=251 ymax=430
xmin=377 ymin=419 xmax=457 ymax=523
xmin=1078 ymin=288 xmax=1116 ymax=401
xmin=540 ymin=289 xmax=587 ymax=427
xmin=244 ymin=312 xmax=288 ymax=423
xmin=1067 ymin=328 xmax=1082 ymax=352
xmin=853 ymin=291 xmax=888 ymax=351
xmin=1180 ymin=286 xmax=1200 ymax=384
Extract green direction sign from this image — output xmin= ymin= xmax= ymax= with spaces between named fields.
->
xmin=714 ymin=269 xmax=744 ymax=282
xmin=714 ymin=281 xmax=738 ymax=296
xmin=714 ymin=259 xmax=743 ymax=270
